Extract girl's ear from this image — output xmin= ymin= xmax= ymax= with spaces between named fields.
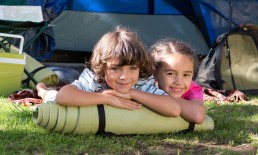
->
xmin=153 ymin=69 xmax=158 ymax=81
xmin=153 ymin=70 xmax=159 ymax=87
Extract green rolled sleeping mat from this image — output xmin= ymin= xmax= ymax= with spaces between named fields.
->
xmin=21 ymin=53 xmax=59 ymax=88
xmin=9 ymin=44 xmax=59 ymax=88
xmin=33 ymin=102 xmax=214 ymax=135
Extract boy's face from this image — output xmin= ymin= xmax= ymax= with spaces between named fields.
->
xmin=104 ymin=58 xmax=140 ymax=94
xmin=154 ymin=53 xmax=194 ymax=98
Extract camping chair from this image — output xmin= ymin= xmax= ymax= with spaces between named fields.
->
xmin=0 ymin=20 xmax=48 ymax=51
xmin=0 ymin=19 xmax=49 ymax=86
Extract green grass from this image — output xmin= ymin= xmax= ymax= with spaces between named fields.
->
xmin=0 ymin=97 xmax=258 ymax=155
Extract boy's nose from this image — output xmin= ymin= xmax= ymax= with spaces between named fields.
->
xmin=120 ymin=70 xmax=129 ymax=79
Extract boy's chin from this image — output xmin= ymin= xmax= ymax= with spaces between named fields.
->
xmin=116 ymin=89 xmax=130 ymax=94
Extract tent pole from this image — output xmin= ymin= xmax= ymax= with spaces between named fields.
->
xmin=228 ymin=0 xmax=233 ymax=32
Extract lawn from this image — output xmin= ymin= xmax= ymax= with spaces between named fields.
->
xmin=0 ymin=97 xmax=257 ymax=154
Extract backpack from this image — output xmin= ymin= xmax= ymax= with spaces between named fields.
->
xmin=195 ymin=25 xmax=258 ymax=95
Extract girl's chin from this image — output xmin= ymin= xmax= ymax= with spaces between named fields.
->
xmin=170 ymin=93 xmax=182 ymax=98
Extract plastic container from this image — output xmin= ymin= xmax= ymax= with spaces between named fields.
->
xmin=0 ymin=33 xmax=26 ymax=97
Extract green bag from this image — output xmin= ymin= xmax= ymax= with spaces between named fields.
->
xmin=195 ymin=25 xmax=258 ymax=94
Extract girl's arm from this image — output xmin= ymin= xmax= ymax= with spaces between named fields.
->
xmin=56 ymin=84 xmax=141 ymax=110
xmin=103 ymin=89 xmax=181 ymax=117
xmin=176 ymin=98 xmax=206 ymax=124
xmin=130 ymin=89 xmax=181 ymax=117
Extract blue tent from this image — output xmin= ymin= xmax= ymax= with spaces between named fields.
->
xmin=1 ymin=0 xmax=258 ymax=59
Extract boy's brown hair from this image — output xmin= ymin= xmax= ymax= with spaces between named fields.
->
xmin=89 ymin=26 xmax=152 ymax=83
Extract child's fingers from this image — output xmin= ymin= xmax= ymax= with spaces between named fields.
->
xmin=120 ymin=99 xmax=142 ymax=110
xmin=102 ymin=90 xmax=131 ymax=100
xmin=108 ymin=96 xmax=141 ymax=110
xmin=102 ymin=90 xmax=117 ymax=96
xmin=101 ymin=89 xmax=112 ymax=94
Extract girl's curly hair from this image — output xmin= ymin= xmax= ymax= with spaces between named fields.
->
xmin=148 ymin=38 xmax=199 ymax=75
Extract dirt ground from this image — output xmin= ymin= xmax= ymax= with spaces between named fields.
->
xmin=127 ymin=142 xmax=257 ymax=155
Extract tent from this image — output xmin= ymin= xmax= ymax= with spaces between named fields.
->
xmin=0 ymin=0 xmax=258 ymax=60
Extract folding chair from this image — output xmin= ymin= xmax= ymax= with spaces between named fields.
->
xmin=0 ymin=19 xmax=59 ymax=90
xmin=0 ymin=19 xmax=50 ymax=85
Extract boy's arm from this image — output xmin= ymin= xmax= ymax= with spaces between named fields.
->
xmin=56 ymin=84 xmax=141 ymax=110
xmin=129 ymin=89 xmax=181 ymax=117
xmin=176 ymin=98 xmax=206 ymax=124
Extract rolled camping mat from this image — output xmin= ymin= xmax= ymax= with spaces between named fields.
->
xmin=21 ymin=53 xmax=59 ymax=88
xmin=8 ymin=45 xmax=59 ymax=88
xmin=33 ymin=102 xmax=214 ymax=135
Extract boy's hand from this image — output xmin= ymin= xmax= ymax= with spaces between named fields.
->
xmin=109 ymin=95 xmax=142 ymax=110
xmin=102 ymin=90 xmax=141 ymax=110
xmin=102 ymin=89 xmax=131 ymax=100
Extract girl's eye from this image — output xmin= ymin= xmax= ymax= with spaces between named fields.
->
xmin=167 ymin=72 xmax=176 ymax=76
xmin=184 ymin=74 xmax=192 ymax=77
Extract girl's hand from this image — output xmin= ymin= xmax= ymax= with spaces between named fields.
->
xmin=102 ymin=89 xmax=132 ymax=100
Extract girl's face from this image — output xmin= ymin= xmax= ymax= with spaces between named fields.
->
xmin=104 ymin=58 xmax=140 ymax=94
xmin=154 ymin=53 xmax=194 ymax=98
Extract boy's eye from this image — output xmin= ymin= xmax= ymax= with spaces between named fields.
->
xmin=111 ymin=67 xmax=119 ymax=71
xmin=130 ymin=66 xmax=138 ymax=70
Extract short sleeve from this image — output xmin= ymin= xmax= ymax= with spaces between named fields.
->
xmin=133 ymin=76 xmax=168 ymax=95
xmin=71 ymin=68 xmax=107 ymax=92
xmin=182 ymin=81 xmax=203 ymax=101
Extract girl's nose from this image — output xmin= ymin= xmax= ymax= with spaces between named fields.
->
xmin=173 ymin=75 xmax=182 ymax=84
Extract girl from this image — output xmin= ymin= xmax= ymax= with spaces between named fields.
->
xmin=148 ymin=38 xmax=206 ymax=124
xmin=37 ymin=26 xmax=181 ymax=117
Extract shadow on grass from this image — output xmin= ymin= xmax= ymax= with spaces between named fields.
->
xmin=0 ymin=101 xmax=257 ymax=154
xmin=162 ymin=103 xmax=258 ymax=148
xmin=207 ymin=103 xmax=258 ymax=143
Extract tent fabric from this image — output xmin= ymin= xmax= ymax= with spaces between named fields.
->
xmin=1 ymin=0 xmax=258 ymax=57
xmin=51 ymin=0 xmax=258 ymax=55
xmin=67 ymin=0 xmax=150 ymax=14
xmin=52 ymin=11 xmax=209 ymax=54
xmin=63 ymin=0 xmax=258 ymax=47
xmin=67 ymin=0 xmax=192 ymax=15
xmin=191 ymin=0 xmax=258 ymax=46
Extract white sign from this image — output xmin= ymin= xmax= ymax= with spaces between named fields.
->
xmin=0 ymin=5 xmax=43 ymax=22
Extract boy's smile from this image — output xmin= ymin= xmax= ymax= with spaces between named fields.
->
xmin=104 ymin=59 xmax=140 ymax=94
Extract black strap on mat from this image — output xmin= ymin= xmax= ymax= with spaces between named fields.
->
xmin=96 ymin=104 xmax=106 ymax=134
xmin=178 ymin=123 xmax=195 ymax=134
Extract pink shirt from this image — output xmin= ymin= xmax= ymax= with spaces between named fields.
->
xmin=181 ymin=81 xmax=203 ymax=101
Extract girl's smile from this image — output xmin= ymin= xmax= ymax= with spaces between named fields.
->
xmin=154 ymin=53 xmax=194 ymax=98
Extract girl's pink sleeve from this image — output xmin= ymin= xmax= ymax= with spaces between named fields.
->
xmin=181 ymin=81 xmax=203 ymax=101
